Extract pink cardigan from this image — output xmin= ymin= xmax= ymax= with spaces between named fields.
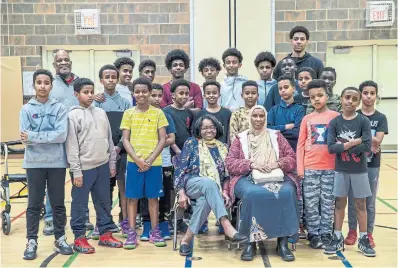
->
xmin=225 ymin=131 xmax=301 ymax=202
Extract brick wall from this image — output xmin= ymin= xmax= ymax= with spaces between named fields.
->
xmin=0 ymin=0 xmax=190 ymax=84
xmin=274 ymin=0 xmax=398 ymax=62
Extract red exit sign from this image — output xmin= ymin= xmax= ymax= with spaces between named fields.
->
xmin=369 ymin=5 xmax=389 ymax=22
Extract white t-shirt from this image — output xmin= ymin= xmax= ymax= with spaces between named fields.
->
xmin=116 ymin=84 xmax=133 ymax=106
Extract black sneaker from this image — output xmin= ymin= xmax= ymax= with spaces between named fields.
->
xmin=321 ymin=234 xmax=332 ymax=248
xmin=309 ymin=235 xmax=323 ymax=249
xmin=54 ymin=235 xmax=73 ymax=255
xmin=324 ymin=233 xmax=344 ymax=255
xmin=358 ymin=235 xmax=376 ymax=257
xmin=23 ymin=239 xmax=37 ymax=260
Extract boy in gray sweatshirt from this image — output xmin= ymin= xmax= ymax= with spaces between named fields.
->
xmin=66 ymin=78 xmax=122 ymax=253
xmin=20 ymin=69 xmax=73 ymax=260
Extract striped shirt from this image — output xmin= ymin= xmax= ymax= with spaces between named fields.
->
xmin=120 ymin=106 xmax=168 ymax=166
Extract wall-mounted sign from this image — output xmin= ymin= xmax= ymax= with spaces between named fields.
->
xmin=366 ymin=1 xmax=395 ymax=27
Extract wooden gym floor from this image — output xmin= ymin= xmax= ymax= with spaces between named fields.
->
xmin=1 ymin=154 xmax=397 ymax=267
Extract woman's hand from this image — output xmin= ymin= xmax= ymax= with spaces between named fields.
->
xmin=178 ymin=190 xmax=190 ymax=209
xmin=251 ymin=162 xmax=274 ymax=173
xmin=222 ymin=191 xmax=232 ymax=208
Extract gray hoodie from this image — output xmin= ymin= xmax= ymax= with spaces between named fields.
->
xmin=220 ymin=75 xmax=248 ymax=111
xmin=50 ymin=74 xmax=79 ymax=111
xmin=19 ymin=97 xmax=68 ymax=169
xmin=65 ymin=105 xmax=116 ymax=178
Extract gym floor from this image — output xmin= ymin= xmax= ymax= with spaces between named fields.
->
xmin=1 ymin=154 xmax=397 ymax=267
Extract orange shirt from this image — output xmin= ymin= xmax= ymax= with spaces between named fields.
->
xmin=297 ymin=110 xmax=340 ymax=176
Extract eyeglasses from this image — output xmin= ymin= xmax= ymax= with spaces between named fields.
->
xmin=201 ymin=126 xmax=216 ymax=131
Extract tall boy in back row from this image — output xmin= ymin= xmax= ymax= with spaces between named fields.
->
xmin=160 ymin=49 xmax=203 ymax=111
xmin=220 ymin=48 xmax=248 ymax=111
xmin=326 ymin=87 xmax=375 ymax=257
xmin=254 ymin=51 xmax=277 ymax=105
xmin=273 ymin=26 xmax=324 ymax=79
xmin=345 ymin=81 xmax=388 ymax=248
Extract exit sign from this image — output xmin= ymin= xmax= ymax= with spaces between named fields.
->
xmin=366 ymin=1 xmax=395 ymax=27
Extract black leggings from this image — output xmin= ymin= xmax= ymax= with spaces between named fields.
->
xmin=141 ymin=166 xmax=174 ymax=222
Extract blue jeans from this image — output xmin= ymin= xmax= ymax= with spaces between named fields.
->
xmin=70 ymin=163 xmax=115 ymax=238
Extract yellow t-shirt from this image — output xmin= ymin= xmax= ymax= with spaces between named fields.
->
xmin=120 ymin=106 xmax=168 ymax=166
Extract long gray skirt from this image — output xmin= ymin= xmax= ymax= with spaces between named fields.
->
xmin=234 ymin=176 xmax=299 ymax=242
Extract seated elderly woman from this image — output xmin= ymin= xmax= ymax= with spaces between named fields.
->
xmin=174 ymin=114 xmax=247 ymax=256
xmin=225 ymin=105 xmax=300 ymax=262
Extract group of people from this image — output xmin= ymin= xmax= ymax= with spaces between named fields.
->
xmin=19 ymin=25 xmax=388 ymax=263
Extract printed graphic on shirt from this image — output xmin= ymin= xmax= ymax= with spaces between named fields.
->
xmin=310 ymin=123 xmax=329 ymax=145
xmin=337 ymin=128 xmax=361 ymax=163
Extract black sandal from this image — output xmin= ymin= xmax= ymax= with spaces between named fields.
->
xmin=179 ymin=243 xmax=191 ymax=256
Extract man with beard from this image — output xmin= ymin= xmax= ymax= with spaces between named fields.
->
xmin=273 ymin=26 xmax=324 ymax=80
xmin=160 ymin=49 xmax=203 ymax=112
xmin=264 ymin=57 xmax=301 ymax=111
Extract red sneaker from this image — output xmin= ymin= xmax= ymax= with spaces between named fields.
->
xmin=344 ymin=229 xmax=357 ymax=245
xmin=73 ymin=237 xmax=95 ymax=254
xmin=367 ymin=232 xmax=376 ymax=248
xmin=98 ymin=232 xmax=123 ymax=248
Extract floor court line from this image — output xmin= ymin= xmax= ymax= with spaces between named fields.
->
xmin=386 ymin=164 xmax=397 ymax=171
xmin=377 ymin=197 xmax=397 ymax=212
xmin=61 ymin=197 xmax=120 ymax=268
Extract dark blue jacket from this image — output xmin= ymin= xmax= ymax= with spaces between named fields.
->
xmin=267 ymin=100 xmax=305 ymax=151
xmin=263 ymin=81 xmax=301 ymax=112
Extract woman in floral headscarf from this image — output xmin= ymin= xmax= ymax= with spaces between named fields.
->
xmin=174 ymin=114 xmax=247 ymax=256
xmin=225 ymin=105 xmax=300 ymax=262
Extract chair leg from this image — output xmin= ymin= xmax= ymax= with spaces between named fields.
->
xmin=173 ymin=206 xmax=178 ymax=251
xmin=236 ymin=201 xmax=242 ymax=250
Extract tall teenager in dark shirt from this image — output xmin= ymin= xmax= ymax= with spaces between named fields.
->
xmin=326 ymin=87 xmax=375 ymax=257
xmin=273 ymin=26 xmax=324 ymax=79
xmin=346 ymin=81 xmax=388 ymax=248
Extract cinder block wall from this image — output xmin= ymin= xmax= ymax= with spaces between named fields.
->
xmin=0 ymin=1 xmax=190 ymax=84
xmin=274 ymin=0 xmax=397 ymax=62
xmin=2 ymin=0 xmax=397 ymax=80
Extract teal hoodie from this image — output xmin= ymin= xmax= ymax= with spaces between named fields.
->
xmin=19 ymin=97 xmax=68 ymax=169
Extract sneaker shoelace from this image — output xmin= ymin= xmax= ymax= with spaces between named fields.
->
xmin=151 ymin=228 xmax=163 ymax=241
xmin=58 ymin=236 xmax=69 ymax=247
xmin=361 ymin=236 xmax=371 ymax=248
xmin=26 ymin=240 xmax=36 ymax=251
